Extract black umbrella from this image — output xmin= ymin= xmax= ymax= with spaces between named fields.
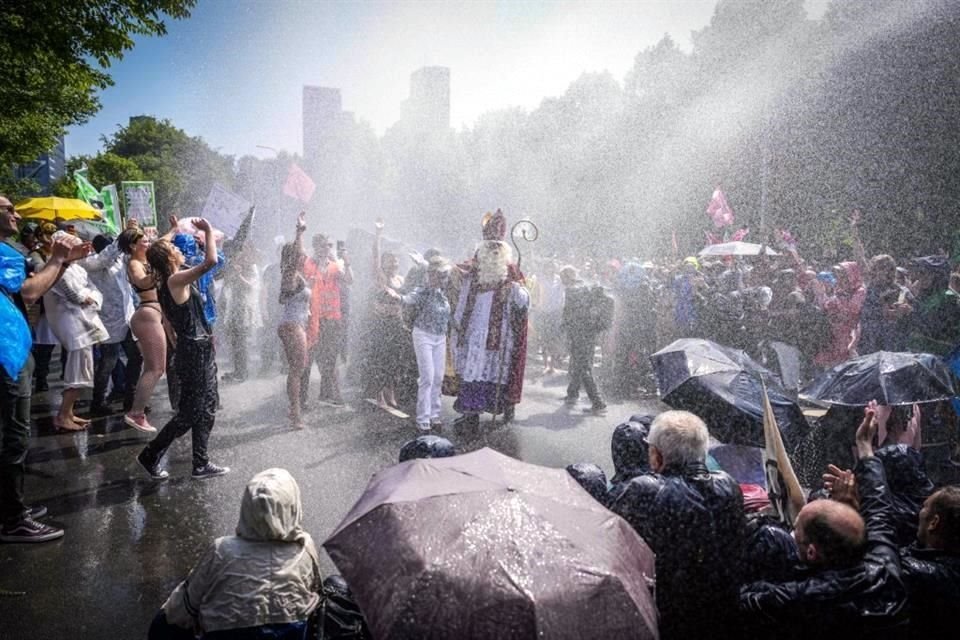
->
xmin=651 ymin=339 xmax=809 ymax=450
xmin=801 ymin=351 xmax=956 ymax=407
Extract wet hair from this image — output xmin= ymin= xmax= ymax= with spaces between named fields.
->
xmin=803 ymin=506 xmax=867 ymax=566
xmin=92 ymin=234 xmax=111 ymax=254
xmin=117 ymin=227 xmax=144 ymax=255
xmin=868 ymin=254 xmax=897 ymax=286
xmin=647 ymin=410 xmax=709 ymax=467
xmin=146 ymin=239 xmax=179 ymax=284
xmin=381 ymin=251 xmax=398 ymax=271
xmin=928 ymin=486 xmax=960 ymax=549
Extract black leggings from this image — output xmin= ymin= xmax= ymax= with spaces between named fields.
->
xmin=143 ymin=340 xmax=218 ymax=469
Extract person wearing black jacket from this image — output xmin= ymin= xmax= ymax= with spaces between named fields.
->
xmin=739 ymin=407 xmax=909 ymax=639
xmin=609 ymin=410 xmax=745 ymax=640
xmin=899 ymin=485 xmax=960 ymax=640
xmin=559 ymin=266 xmax=607 ymax=415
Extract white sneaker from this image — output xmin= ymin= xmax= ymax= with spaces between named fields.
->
xmin=417 ymin=422 xmax=432 ymax=432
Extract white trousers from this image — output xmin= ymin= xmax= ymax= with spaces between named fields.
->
xmin=412 ymin=327 xmax=446 ymax=424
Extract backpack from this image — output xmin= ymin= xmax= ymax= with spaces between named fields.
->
xmin=587 ymin=285 xmax=615 ymax=333
xmin=311 ymin=580 xmax=372 ymax=640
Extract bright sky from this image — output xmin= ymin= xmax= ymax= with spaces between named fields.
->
xmin=66 ymin=0 xmax=830 ymax=160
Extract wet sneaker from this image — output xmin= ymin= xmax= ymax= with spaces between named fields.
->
xmin=0 ymin=517 xmax=64 ymax=543
xmin=136 ymin=450 xmax=169 ymax=480
xmin=192 ymin=462 xmax=230 ymax=480
xmin=124 ymin=412 xmax=157 ymax=433
xmin=417 ymin=422 xmax=432 ymax=432
xmin=583 ymin=403 xmax=608 ymax=416
xmin=430 ymin=419 xmax=444 ymax=429
xmin=26 ymin=504 xmax=48 ymax=519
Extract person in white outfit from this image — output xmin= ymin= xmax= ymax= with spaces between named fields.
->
xmin=402 ymin=256 xmax=453 ymax=431
xmin=43 ymin=231 xmax=108 ymax=430
xmin=80 ymin=234 xmax=140 ymax=417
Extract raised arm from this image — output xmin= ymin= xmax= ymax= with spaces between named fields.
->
xmin=167 ymin=218 xmax=219 ymax=292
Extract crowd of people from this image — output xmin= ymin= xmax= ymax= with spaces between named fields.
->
xmin=3 ymin=193 xmax=960 ymax=638
xmin=524 ymin=214 xmax=960 ymax=405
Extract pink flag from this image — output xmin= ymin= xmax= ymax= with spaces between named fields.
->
xmin=730 ymin=227 xmax=750 ymax=242
xmin=706 ymin=187 xmax=735 ymax=228
xmin=283 ymin=163 xmax=316 ymax=203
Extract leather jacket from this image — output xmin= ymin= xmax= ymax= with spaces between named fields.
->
xmin=739 ymin=457 xmax=909 ymax=639
xmin=900 ymin=544 xmax=960 ymax=639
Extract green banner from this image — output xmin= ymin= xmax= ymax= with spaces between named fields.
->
xmin=121 ymin=181 xmax=157 ymax=227
xmin=100 ymin=184 xmax=121 ymax=234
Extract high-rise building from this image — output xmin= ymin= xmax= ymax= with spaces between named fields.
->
xmin=302 ymin=86 xmax=343 ymax=160
xmin=401 ymin=66 xmax=450 ymax=134
xmin=14 ymin=136 xmax=66 ymax=195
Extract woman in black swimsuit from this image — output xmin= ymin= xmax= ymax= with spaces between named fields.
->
xmin=118 ymin=227 xmax=165 ymax=433
xmin=137 ymin=218 xmax=228 ymax=480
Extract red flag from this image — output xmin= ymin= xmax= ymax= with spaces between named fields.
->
xmin=706 ymin=187 xmax=735 ymax=228
xmin=283 ymin=163 xmax=316 ymax=203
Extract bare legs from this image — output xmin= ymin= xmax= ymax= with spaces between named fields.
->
xmin=128 ymin=306 xmax=166 ymax=424
xmin=278 ymin=323 xmax=307 ymax=428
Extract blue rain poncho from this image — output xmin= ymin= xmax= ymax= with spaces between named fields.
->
xmin=0 ymin=242 xmax=31 ymax=380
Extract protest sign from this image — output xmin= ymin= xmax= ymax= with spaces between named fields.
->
xmin=199 ymin=183 xmax=251 ymax=238
xmin=101 ymin=185 xmax=121 ymax=232
xmin=121 ymin=181 xmax=157 ymax=226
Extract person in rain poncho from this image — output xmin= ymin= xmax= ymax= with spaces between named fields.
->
xmin=149 ymin=468 xmax=322 ymax=639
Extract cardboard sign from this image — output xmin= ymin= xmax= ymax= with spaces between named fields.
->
xmin=121 ymin=181 xmax=157 ymax=226
xmin=200 ymin=183 xmax=251 ymax=238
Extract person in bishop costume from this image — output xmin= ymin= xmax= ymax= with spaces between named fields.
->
xmin=451 ymin=210 xmax=529 ymax=428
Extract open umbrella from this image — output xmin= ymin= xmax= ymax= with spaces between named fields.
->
xmin=801 ymin=350 xmax=956 ymax=406
xmin=699 ymin=241 xmax=778 ymax=257
xmin=324 ymin=448 xmax=658 ymax=640
xmin=15 ymin=197 xmax=103 ymax=221
xmin=651 ymin=338 xmax=809 ymax=450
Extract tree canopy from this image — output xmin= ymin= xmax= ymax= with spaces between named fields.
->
xmin=0 ymin=0 xmax=194 ymax=171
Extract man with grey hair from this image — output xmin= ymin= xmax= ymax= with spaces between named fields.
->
xmin=610 ymin=410 xmax=745 ymax=640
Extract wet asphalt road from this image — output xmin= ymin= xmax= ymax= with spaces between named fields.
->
xmin=0 ymin=362 xmax=664 ymax=639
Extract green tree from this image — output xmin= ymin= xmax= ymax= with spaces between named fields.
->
xmin=101 ymin=116 xmax=235 ymax=216
xmin=0 ymin=0 xmax=194 ymax=170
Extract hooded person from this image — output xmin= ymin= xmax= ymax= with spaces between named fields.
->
xmin=150 ymin=468 xmax=322 ymax=639
xmin=607 ymin=417 xmax=652 ymax=495
xmin=813 ymin=261 xmax=866 ymax=368
xmin=451 ymin=210 xmax=529 ymax=427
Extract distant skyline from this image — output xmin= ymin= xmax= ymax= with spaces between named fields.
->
xmin=66 ymin=0 xmax=830 ymax=160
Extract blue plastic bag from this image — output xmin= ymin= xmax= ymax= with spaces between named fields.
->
xmin=0 ymin=244 xmax=32 ymax=380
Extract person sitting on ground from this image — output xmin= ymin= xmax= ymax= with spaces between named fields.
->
xmin=149 ymin=468 xmax=322 ymax=640
xmin=607 ymin=415 xmax=653 ymax=498
xmin=740 ymin=407 xmax=909 ymax=639
xmin=398 ymin=435 xmax=456 ymax=463
xmin=609 ymin=410 xmax=745 ymax=640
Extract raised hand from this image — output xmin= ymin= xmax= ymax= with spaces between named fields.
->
xmin=822 ymin=464 xmax=859 ymax=509
xmin=192 ymin=218 xmax=212 ymax=233
xmin=855 ymin=406 xmax=878 ymax=458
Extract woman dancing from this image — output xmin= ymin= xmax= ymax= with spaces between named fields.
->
xmin=137 ymin=218 xmax=228 ymax=480
xmin=277 ymin=213 xmax=311 ymax=429
xmin=118 ymin=224 xmax=166 ymax=432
